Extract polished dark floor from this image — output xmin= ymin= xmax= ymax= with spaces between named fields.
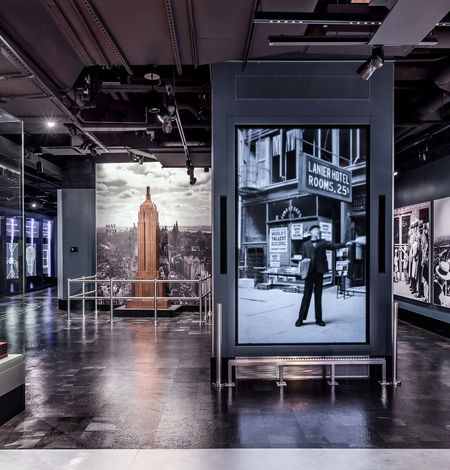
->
xmin=0 ymin=289 xmax=450 ymax=449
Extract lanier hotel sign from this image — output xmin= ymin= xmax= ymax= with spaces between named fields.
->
xmin=299 ymin=154 xmax=352 ymax=203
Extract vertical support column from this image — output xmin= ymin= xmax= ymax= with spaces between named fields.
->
xmin=109 ymin=278 xmax=114 ymax=323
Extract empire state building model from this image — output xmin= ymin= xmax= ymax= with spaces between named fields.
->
xmin=126 ymin=186 xmax=170 ymax=309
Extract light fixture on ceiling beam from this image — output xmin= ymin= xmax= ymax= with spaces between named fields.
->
xmin=255 ymin=11 xmax=384 ymax=26
xmin=268 ymin=35 xmax=438 ymax=47
xmin=357 ymin=46 xmax=384 ymax=80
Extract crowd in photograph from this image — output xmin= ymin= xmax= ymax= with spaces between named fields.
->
xmin=394 ymin=219 xmax=430 ymax=302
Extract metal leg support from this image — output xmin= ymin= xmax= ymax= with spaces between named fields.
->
xmin=327 ymin=363 xmax=339 ymax=386
xmin=276 ymin=365 xmax=287 ymax=387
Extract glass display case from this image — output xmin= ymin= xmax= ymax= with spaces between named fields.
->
xmin=0 ymin=109 xmax=24 ymax=299
xmin=0 ymin=108 xmax=25 ymax=425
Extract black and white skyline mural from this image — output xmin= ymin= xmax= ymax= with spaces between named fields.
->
xmin=96 ymin=163 xmax=211 ymax=302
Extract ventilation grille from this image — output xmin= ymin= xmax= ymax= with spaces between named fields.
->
xmin=236 ymin=364 xmax=369 ymax=379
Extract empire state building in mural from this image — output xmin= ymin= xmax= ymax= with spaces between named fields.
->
xmin=126 ymin=186 xmax=170 ymax=309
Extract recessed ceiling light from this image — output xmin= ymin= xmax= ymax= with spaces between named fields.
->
xmin=46 ymin=121 xmax=56 ymax=128
xmin=144 ymin=72 xmax=161 ymax=82
xmin=393 ymin=171 xmax=399 ymax=177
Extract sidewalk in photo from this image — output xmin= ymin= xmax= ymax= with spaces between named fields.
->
xmin=238 ymin=286 xmax=366 ymax=343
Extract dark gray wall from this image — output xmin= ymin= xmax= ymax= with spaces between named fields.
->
xmin=211 ymin=61 xmax=394 ymax=358
xmin=57 ymin=189 xmax=96 ymax=300
xmin=395 ymin=154 xmax=450 ymax=324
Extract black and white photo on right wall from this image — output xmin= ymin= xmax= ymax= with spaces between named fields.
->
xmin=394 ymin=196 xmax=450 ymax=310
xmin=433 ymin=197 xmax=450 ymax=309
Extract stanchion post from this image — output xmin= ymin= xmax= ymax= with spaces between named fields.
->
xmin=391 ymin=301 xmax=401 ymax=386
xmin=94 ymin=275 xmax=98 ymax=315
xmin=82 ymin=276 xmax=86 ymax=317
xmin=67 ymin=278 xmax=71 ymax=322
xmin=154 ymin=279 xmax=157 ymax=327
xmin=109 ymin=278 xmax=114 ymax=323
xmin=199 ymin=278 xmax=203 ymax=325
xmin=212 ymin=303 xmax=224 ymax=389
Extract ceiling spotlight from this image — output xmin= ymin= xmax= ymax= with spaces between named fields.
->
xmin=80 ymin=138 xmax=90 ymax=151
xmin=393 ymin=170 xmax=398 ymax=177
xmin=46 ymin=120 xmax=56 ymax=128
xmin=129 ymin=152 xmax=140 ymax=163
xmin=88 ymin=143 xmax=98 ymax=157
xmin=418 ymin=147 xmax=428 ymax=162
xmin=166 ymin=95 xmax=176 ymax=114
xmin=31 ymin=202 xmax=37 ymax=208
xmin=146 ymin=88 xmax=162 ymax=114
xmin=357 ymin=46 xmax=384 ymax=80
xmin=162 ymin=120 xmax=173 ymax=134
xmin=144 ymin=71 xmax=161 ymax=84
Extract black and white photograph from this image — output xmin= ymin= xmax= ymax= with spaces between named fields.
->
xmin=237 ymin=126 xmax=368 ymax=344
xmin=433 ymin=196 xmax=450 ymax=309
xmin=96 ymin=163 xmax=211 ymax=302
xmin=393 ymin=202 xmax=430 ymax=303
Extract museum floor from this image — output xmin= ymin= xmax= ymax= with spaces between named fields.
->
xmin=0 ymin=289 xmax=450 ymax=450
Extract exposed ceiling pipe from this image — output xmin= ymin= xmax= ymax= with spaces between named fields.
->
xmin=165 ymin=82 xmax=197 ymax=183
xmin=414 ymin=60 xmax=450 ymax=118
xmin=0 ymin=23 xmax=108 ymax=152
xmin=98 ymin=83 xmax=209 ymax=93
xmin=79 ymin=123 xmax=209 ymax=131
xmin=396 ymin=123 xmax=450 ymax=155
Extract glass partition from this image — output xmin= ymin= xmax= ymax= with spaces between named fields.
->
xmin=0 ymin=108 xmax=24 ymax=357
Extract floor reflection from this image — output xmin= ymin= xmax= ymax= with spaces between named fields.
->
xmin=0 ymin=289 xmax=449 ymax=448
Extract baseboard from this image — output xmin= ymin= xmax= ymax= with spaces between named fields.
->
xmin=0 ymin=384 xmax=25 ymax=426
xmin=399 ymin=308 xmax=450 ymax=339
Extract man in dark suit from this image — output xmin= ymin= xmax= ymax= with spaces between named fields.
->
xmin=295 ymin=225 xmax=353 ymax=327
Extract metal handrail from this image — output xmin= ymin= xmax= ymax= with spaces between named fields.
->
xmin=67 ymin=274 xmax=212 ymax=326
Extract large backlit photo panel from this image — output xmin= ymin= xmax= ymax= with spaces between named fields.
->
xmin=433 ymin=196 xmax=450 ymax=309
xmin=236 ymin=127 xmax=368 ymax=345
xmin=393 ymin=202 xmax=431 ymax=304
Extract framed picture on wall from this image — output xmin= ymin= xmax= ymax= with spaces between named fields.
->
xmin=393 ymin=202 xmax=431 ymax=304
xmin=236 ymin=126 xmax=369 ymax=345
xmin=433 ymin=197 xmax=450 ymax=309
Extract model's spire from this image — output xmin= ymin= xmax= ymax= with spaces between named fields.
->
xmin=146 ymin=186 xmax=151 ymax=201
